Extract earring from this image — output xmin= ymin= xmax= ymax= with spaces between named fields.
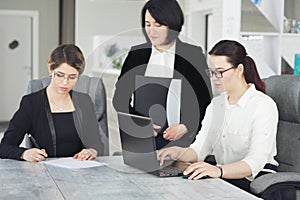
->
xmin=238 ymin=74 xmax=241 ymax=78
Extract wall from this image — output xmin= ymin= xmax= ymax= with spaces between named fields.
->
xmin=75 ymin=0 xmax=145 ymax=72
xmin=184 ymin=0 xmax=224 ymax=52
xmin=75 ymin=0 xmax=147 ymax=155
xmin=296 ymin=0 xmax=300 ymax=19
xmin=284 ymin=0 xmax=300 ymax=19
xmin=0 ymin=0 xmax=59 ymax=77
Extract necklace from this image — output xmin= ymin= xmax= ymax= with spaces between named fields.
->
xmin=51 ymin=101 xmax=64 ymax=111
xmin=50 ymin=96 xmax=69 ymax=111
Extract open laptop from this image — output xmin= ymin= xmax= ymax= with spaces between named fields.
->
xmin=117 ymin=111 xmax=189 ymax=177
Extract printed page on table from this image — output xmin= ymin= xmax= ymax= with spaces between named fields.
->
xmin=42 ymin=157 xmax=107 ymax=169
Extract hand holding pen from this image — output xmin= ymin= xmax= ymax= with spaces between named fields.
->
xmin=20 ymin=135 xmax=48 ymax=162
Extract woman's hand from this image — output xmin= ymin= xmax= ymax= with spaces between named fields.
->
xmin=21 ymin=148 xmax=48 ymax=162
xmin=157 ymin=146 xmax=186 ymax=166
xmin=153 ymin=124 xmax=161 ymax=137
xmin=73 ymin=148 xmax=97 ymax=160
xmin=183 ymin=162 xmax=221 ymax=180
xmin=163 ymin=124 xmax=188 ymax=141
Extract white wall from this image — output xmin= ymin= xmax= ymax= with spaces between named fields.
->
xmin=184 ymin=0 xmax=224 ymax=52
xmin=0 ymin=0 xmax=59 ymax=77
xmin=75 ymin=0 xmax=145 ymax=67
xmin=75 ymin=0 xmax=229 ymax=63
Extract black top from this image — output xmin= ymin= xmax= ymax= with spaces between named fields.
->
xmin=113 ymin=39 xmax=212 ymax=149
xmin=53 ymin=112 xmax=83 ymax=157
xmin=0 ymin=88 xmax=104 ymax=160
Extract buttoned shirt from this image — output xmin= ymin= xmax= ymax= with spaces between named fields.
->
xmin=190 ymin=84 xmax=278 ymax=180
xmin=144 ymin=42 xmax=176 ymax=78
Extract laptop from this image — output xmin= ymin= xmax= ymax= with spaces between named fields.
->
xmin=117 ymin=111 xmax=189 ymax=177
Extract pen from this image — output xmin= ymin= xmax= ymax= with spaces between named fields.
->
xmin=28 ymin=134 xmax=40 ymax=148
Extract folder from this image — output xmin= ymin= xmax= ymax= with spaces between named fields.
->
xmin=134 ymin=75 xmax=181 ymax=128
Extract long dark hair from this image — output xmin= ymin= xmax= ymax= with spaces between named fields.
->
xmin=141 ymin=0 xmax=184 ymax=44
xmin=208 ymin=40 xmax=265 ymax=93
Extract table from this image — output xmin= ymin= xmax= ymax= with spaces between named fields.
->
xmin=0 ymin=156 xmax=261 ymax=200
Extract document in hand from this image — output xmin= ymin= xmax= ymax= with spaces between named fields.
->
xmin=42 ymin=157 xmax=107 ymax=169
xmin=134 ymin=75 xmax=181 ymax=127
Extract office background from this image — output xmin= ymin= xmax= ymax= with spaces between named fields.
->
xmin=0 ymin=0 xmax=300 ymax=155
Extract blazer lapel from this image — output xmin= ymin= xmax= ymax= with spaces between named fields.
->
xmin=138 ymin=45 xmax=152 ymax=76
xmin=42 ymin=90 xmax=57 ymax=156
xmin=71 ymin=92 xmax=84 ymax=144
xmin=174 ymin=40 xmax=187 ymax=79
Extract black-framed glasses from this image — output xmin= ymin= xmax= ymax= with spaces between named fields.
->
xmin=205 ymin=67 xmax=235 ymax=78
xmin=53 ymin=71 xmax=78 ymax=82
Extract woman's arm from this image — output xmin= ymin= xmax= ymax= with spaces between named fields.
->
xmin=185 ymin=97 xmax=278 ymax=180
xmin=112 ymin=48 xmax=136 ymax=113
xmin=163 ymin=124 xmax=188 ymax=141
xmin=183 ymin=160 xmax=252 ymax=180
xmin=0 ymin=96 xmax=32 ymax=160
xmin=242 ymin=98 xmax=278 ymax=179
xmin=157 ymin=147 xmax=198 ymax=165
xmin=21 ymin=148 xmax=48 ymax=162
xmin=73 ymin=92 xmax=106 ymax=156
xmin=221 ymin=161 xmax=252 ymax=179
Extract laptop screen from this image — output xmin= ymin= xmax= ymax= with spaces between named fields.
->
xmin=117 ymin=112 xmax=161 ymax=173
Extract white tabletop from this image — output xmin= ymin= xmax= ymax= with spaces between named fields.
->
xmin=0 ymin=156 xmax=261 ymax=200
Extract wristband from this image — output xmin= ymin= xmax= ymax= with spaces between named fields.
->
xmin=218 ymin=166 xmax=223 ymax=178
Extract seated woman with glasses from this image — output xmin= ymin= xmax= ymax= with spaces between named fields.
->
xmin=0 ymin=44 xmax=104 ymax=162
xmin=158 ymin=40 xmax=279 ymax=193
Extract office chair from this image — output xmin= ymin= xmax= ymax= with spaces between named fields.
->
xmin=26 ymin=75 xmax=109 ymax=156
xmin=250 ymin=75 xmax=300 ymax=200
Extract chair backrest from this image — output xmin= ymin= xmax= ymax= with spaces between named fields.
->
xmin=264 ymin=75 xmax=300 ymax=172
xmin=26 ymin=75 xmax=109 ymax=156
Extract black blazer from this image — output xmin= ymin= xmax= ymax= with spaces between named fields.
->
xmin=113 ymin=40 xmax=212 ymax=148
xmin=0 ymin=88 xmax=104 ymax=160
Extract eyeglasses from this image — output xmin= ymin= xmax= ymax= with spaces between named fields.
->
xmin=205 ymin=67 xmax=235 ymax=78
xmin=53 ymin=71 xmax=78 ymax=82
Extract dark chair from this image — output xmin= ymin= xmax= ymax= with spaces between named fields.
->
xmin=250 ymin=75 xmax=300 ymax=199
xmin=26 ymin=75 xmax=109 ymax=156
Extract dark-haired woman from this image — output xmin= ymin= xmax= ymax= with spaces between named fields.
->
xmin=0 ymin=44 xmax=104 ymax=161
xmin=158 ymin=40 xmax=279 ymax=193
xmin=113 ymin=0 xmax=212 ymax=149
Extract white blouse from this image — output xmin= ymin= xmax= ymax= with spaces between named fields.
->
xmin=144 ymin=42 xmax=176 ymax=78
xmin=190 ymin=84 xmax=279 ymax=180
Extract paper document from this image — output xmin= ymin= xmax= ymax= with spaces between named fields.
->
xmin=166 ymin=79 xmax=181 ymax=125
xmin=42 ymin=157 xmax=107 ymax=169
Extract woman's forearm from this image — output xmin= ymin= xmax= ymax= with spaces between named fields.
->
xmin=221 ymin=161 xmax=252 ymax=179
xmin=178 ymin=147 xmax=198 ymax=163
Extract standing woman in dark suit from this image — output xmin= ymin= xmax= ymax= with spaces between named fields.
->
xmin=113 ymin=0 xmax=212 ymax=149
xmin=0 ymin=44 xmax=104 ymax=161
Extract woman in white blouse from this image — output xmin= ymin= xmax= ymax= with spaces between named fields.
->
xmin=158 ymin=40 xmax=279 ymax=193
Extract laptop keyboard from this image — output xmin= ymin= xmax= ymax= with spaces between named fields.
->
xmin=159 ymin=165 xmax=184 ymax=177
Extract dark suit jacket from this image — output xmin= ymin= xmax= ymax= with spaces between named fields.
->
xmin=0 ymin=88 xmax=104 ymax=160
xmin=113 ymin=40 xmax=212 ymax=148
